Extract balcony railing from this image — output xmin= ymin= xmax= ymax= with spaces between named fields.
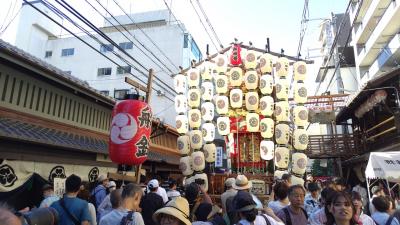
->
xmin=306 ymin=133 xmax=362 ymax=159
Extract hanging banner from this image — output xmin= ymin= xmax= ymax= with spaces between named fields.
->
xmin=215 ymin=147 xmax=223 ymax=167
xmin=53 ymin=178 xmax=66 ymax=198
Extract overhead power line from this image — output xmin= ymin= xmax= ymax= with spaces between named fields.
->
xmin=194 ymin=0 xmax=222 ymax=47
xmin=162 ymin=0 xmax=186 ymax=33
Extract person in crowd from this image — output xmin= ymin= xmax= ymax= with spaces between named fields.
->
xmin=153 ymin=196 xmax=192 ymax=225
xmin=276 ymin=184 xmax=308 ymax=225
xmin=233 ymin=191 xmax=284 ymax=225
xmin=167 ymin=179 xmax=181 ymax=200
xmin=326 ymin=191 xmax=359 ymax=225
xmin=51 ymin=174 xmax=91 ymax=225
xmin=185 ymin=182 xmax=213 ymax=221
xmin=310 ymin=187 xmax=336 ymax=225
xmin=387 ymin=196 xmax=397 ymax=215
xmin=331 ymin=177 xmax=346 ymax=192
xmin=268 ymin=181 xmax=290 ymax=214
xmin=149 ymin=178 xmax=169 ymax=203
xmin=370 ymin=186 xmax=386 ymax=215
xmin=282 ymin=174 xmax=292 ymax=187
xmin=352 ymin=182 xmax=368 ymax=212
xmin=0 ymin=207 xmax=22 ymax=225
xmin=221 ymin=178 xmax=237 ymax=213
xmin=305 ymin=182 xmax=321 ymax=217
xmin=99 ymin=189 xmax=122 ymax=219
xmin=77 ymin=182 xmax=97 ymax=225
xmin=99 ymin=183 xmax=144 ymax=225
xmin=39 ymin=184 xmax=60 ymax=208
xmin=140 ymin=179 xmax=164 ymax=225
xmin=351 ymin=191 xmax=374 ymax=225
xmin=97 ymin=181 xmax=117 ymax=220
xmin=372 ymin=196 xmax=400 ymax=225
xmin=92 ymin=175 xmax=109 ymax=209
xmin=192 ymin=202 xmax=225 ymax=225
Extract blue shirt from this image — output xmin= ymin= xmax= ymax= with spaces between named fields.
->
xmin=51 ymin=196 xmax=91 ymax=225
xmin=372 ymin=211 xmax=400 ymax=225
xmin=40 ymin=195 xmax=60 ymax=208
xmin=92 ymin=185 xmax=107 ymax=207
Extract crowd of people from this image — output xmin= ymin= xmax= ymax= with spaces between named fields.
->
xmin=1 ymin=173 xmax=400 ymax=225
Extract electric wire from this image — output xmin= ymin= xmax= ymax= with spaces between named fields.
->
xmin=194 ymin=0 xmax=222 ymax=47
xmin=161 ymin=0 xmax=186 ymax=33
xmin=0 ymin=4 xmax=22 ymax=35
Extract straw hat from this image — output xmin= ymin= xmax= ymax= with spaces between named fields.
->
xmin=153 ymin=197 xmax=191 ymax=225
xmin=232 ymin=175 xmax=252 ymax=190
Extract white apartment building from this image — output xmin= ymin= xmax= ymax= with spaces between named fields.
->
xmin=14 ymin=1 xmax=202 ymax=126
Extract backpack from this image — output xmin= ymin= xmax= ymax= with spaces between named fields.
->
xmin=226 ymin=195 xmax=240 ymax=225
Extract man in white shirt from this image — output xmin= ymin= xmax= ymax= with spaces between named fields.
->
xmin=147 ymin=179 xmax=168 ymax=203
xmin=369 ymin=186 xmax=385 ymax=215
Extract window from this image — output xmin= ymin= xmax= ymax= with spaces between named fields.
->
xmin=100 ymin=44 xmax=114 ymax=52
xmin=183 ymin=34 xmax=188 ymax=48
xmin=45 ymin=51 xmax=52 ymax=58
xmin=100 ymin=90 xmax=110 ymax=96
xmin=191 ymin=40 xmax=202 ymax=61
xmin=119 ymin=42 xmax=133 ymax=50
xmin=117 ymin=66 xmax=131 ymax=74
xmin=114 ymin=89 xmax=129 ymax=100
xmin=97 ymin=67 xmax=112 ymax=76
xmin=61 ymin=48 xmax=74 ymax=56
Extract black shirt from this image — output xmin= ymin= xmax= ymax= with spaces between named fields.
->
xmin=139 ymin=192 xmax=164 ymax=225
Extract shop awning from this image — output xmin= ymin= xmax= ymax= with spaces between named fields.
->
xmin=365 ymin=151 xmax=400 ymax=182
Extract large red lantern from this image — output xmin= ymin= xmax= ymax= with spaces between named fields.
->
xmin=109 ymin=99 xmax=152 ymax=165
xmin=230 ymin=43 xmax=242 ymax=66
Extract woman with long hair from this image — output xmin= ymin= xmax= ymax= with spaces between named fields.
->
xmin=326 ymin=191 xmax=359 ymax=225
xmin=351 ymin=191 xmax=374 ymax=225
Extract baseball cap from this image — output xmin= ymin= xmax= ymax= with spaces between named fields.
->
xmin=148 ymin=179 xmax=159 ymax=189
xmin=224 ymin=178 xmax=235 ymax=188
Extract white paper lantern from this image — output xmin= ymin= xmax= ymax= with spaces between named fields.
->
xmin=293 ymin=129 xmax=309 ymax=150
xmin=292 ymin=152 xmax=308 ymax=175
xmin=203 ymin=143 xmax=216 ymax=163
xmin=188 ymin=68 xmax=200 ymax=87
xmin=294 ymin=83 xmax=308 ymax=104
xmin=175 ymin=95 xmax=187 ymax=114
xmin=215 ymin=75 xmax=228 ymax=94
xmin=191 ymin=151 xmax=205 ymax=171
xmin=244 ymin=50 xmax=257 ymax=69
xmin=200 ymin=61 xmax=213 ymax=81
xmin=201 ymin=81 xmax=214 ymax=101
xmin=244 ymin=71 xmax=259 ymax=90
xmin=190 ymin=129 xmax=203 ymax=149
xmin=179 ymin=156 xmax=193 ymax=176
xmin=202 ymin=122 xmax=216 ymax=142
xmin=184 ymin=176 xmax=195 ymax=186
xmin=245 ymin=92 xmax=259 ymax=111
xmin=194 ymin=173 xmax=209 ymax=192
xmin=174 ymin=74 xmax=187 ymax=94
xmin=293 ymin=61 xmax=307 ymax=81
xmin=293 ymin=106 xmax=308 ymax=127
xmin=177 ymin=135 xmax=190 ymax=155
xmin=176 ymin=115 xmax=188 ymax=134
xmin=229 ymin=67 xmax=243 ymax=87
xmin=215 ymin=95 xmax=229 ymax=115
xmin=260 ymin=118 xmax=274 ymax=138
xmin=275 ymin=147 xmax=290 ymax=169
xmin=260 ymin=96 xmax=274 ymax=116
xmin=275 ymin=101 xmax=290 ymax=122
xmin=275 ymin=79 xmax=289 ymax=100
xmin=275 ymin=57 xmax=289 ymax=77
xmin=188 ymin=88 xmax=201 ymax=108
xmin=259 ymin=53 xmax=274 ymax=74
xmin=260 ymin=75 xmax=274 ymax=95
xmin=201 ymin=102 xmax=214 ymax=122
xmin=215 ymin=54 xmax=228 ymax=74
xmin=274 ymin=170 xmax=288 ymax=179
xmin=260 ymin=140 xmax=274 ymax=160
xmin=291 ymin=175 xmax=305 ymax=186
xmin=230 ymin=89 xmax=243 ymax=108
xmin=275 ymin=123 xmax=290 ymax=144
xmin=188 ymin=109 xmax=201 ymax=129
xmin=246 ymin=113 xmax=259 ymax=132
xmin=217 ymin=116 xmax=230 ymax=136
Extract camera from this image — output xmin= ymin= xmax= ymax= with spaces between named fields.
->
xmin=17 ymin=207 xmax=59 ymax=225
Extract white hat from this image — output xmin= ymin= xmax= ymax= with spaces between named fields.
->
xmin=153 ymin=197 xmax=191 ymax=225
xmin=108 ymin=181 xmax=116 ymax=188
xmin=148 ymin=179 xmax=159 ymax=189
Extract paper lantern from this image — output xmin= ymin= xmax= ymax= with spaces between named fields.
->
xmin=191 ymin=151 xmax=205 ymax=171
xmin=179 ymin=156 xmax=193 ymax=176
xmin=260 ymin=140 xmax=274 ymax=160
xmin=202 ymin=122 xmax=216 ymax=142
xmin=109 ymin=100 xmax=152 ymax=165
xmin=293 ymin=61 xmax=307 ymax=81
xmin=203 ymin=143 xmax=216 ymax=163
xmin=275 ymin=79 xmax=289 ymax=100
xmin=292 ymin=153 xmax=308 ymax=175
xmin=275 ymin=57 xmax=289 ymax=77
xmin=260 ymin=75 xmax=274 ymax=95
xmin=229 ymin=67 xmax=243 ymax=87
xmin=190 ymin=130 xmax=203 ymax=149
xmin=260 ymin=118 xmax=274 ymax=138
xmin=215 ymin=75 xmax=228 ymax=94
xmin=244 ymin=71 xmax=259 ymax=90
xmin=215 ymin=95 xmax=229 ymax=115
xmin=174 ymin=74 xmax=187 ymax=94
xmin=174 ymin=95 xmax=187 ymax=114
xmin=291 ymin=175 xmax=305 ymax=186
xmin=177 ymin=135 xmax=190 ymax=155
xmin=215 ymin=54 xmax=228 ymax=74
xmin=294 ymin=83 xmax=308 ymax=104
xmin=274 ymin=170 xmax=288 ymax=179
xmin=294 ymin=106 xmax=308 ymax=127
xmin=217 ymin=116 xmax=230 ymax=136
xmin=246 ymin=113 xmax=259 ymax=132
xmin=259 ymin=53 xmax=274 ymax=74
xmin=200 ymin=61 xmax=213 ymax=81
xmin=244 ymin=50 xmax=257 ymax=69
xmin=275 ymin=147 xmax=290 ymax=169
xmin=194 ymin=173 xmax=209 ymax=192
xmin=188 ymin=88 xmax=201 ymax=108
xmin=176 ymin=115 xmax=189 ymax=134
xmin=275 ymin=123 xmax=289 ymax=144
xmin=201 ymin=81 xmax=214 ymax=101
xmin=185 ymin=176 xmax=195 ymax=186
xmin=188 ymin=68 xmax=200 ymax=87
xmin=245 ymin=92 xmax=259 ymax=111
xmin=188 ymin=109 xmax=201 ymax=129
xmin=230 ymin=43 xmax=242 ymax=66
xmin=275 ymin=101 xmax=290 ymax=122
xmin=259 ymin=96 xmax=274 ymax=116
xmin=293 ymin=129 xmax=308 ymax=150
xmin=201 ymin=102 xmax=214 ymax=122
xmin=230 ymin=89 xmax=243 ymax=108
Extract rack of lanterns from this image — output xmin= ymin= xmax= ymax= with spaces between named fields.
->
xmin=174 ymin=42 xmax=310 ymax=189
